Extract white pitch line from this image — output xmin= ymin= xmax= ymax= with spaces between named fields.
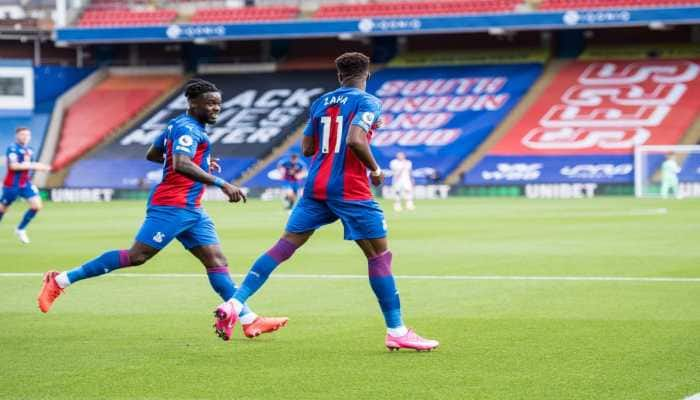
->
xmin=554 ymin=208 xmax=669 ymax=218
xmin=1 ymin=273 xmax=699 ymax=283
xmin=684 ymin=394 xmax=700 ymax=400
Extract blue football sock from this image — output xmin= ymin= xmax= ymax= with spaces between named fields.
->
xmin=0 ymin=210 xmax=4 ymax=223
xmin=232 ymin=238 xmax=297 ymax=305
xmin=206 ymin=266 xmax=253 ymax=316
xmin=368 ymin=251 xmax=404 ymax=329
xmin=66 ymin=250 xmax=131 ymax=284
xmin=17 ymin=208 xmax=37 ymax=230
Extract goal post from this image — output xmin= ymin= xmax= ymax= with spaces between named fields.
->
xmin=634 ymin=144 xmax=700 ymax=198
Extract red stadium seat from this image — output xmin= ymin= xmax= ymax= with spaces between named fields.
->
xmin=190 ymin=6 xmax=299 ymax=24
xmin=76 ymin=9 xmax=177 ymax=27
xmin=52 ymin=75 xmax=181 ymax=171
xmin=539 ymin=0 xmax=700 ymax=10
xmin=313 ymin=0 xmax=520 ymax=19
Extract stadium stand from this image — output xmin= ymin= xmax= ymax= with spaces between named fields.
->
xmin=463 ymin=59 xmax=700 ymax=185
xmin=0 ymin=65 xmax=93 ymax=182
xmin=52 ymin=74 xmax=181 ymax=171
xmin=313 ymin=0 xmax=521 ymax=19
xmin=34 ymin=65 xmax=95 ymax=112
xmin=76 ymin=9 xmax=178 ymax=27
xmin=190 ymin=6 xmax=300 ymax=23
xmin=538 ymin=0 xmax=700 ymax=10
xmin=85 ymin=0 xmax=150 ymax=10
xmin=63 ymin=70 xmax=339 ymax=188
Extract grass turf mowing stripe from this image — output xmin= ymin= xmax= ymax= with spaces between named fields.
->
xmin=3 ymin=272 xmax=700 ymax=282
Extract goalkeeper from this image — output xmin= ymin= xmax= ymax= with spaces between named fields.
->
xmin=660 ymin=154 xmax=681 ymax=199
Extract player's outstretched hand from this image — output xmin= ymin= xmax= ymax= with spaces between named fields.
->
xmin=221 ymin=183 xmax=247 ymax=203
xmin=370 ymin=170 xmax=384 ymax=187
xmin=372 ymin=116 xmax=385 ymax=130
xmin=210 ymin=158 xmax=222 ymax=173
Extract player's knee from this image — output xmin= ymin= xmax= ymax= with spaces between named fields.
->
xmin=127 ymin=250 xmax=152 ymax=266
xmin=31 ymin=204 xmax=42 ymax=212
xmin=212 ymin=253 xmax=228 ymax=267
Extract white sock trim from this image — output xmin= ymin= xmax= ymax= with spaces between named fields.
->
xmin=387 ymin=326 xmax=408 ymax=337
xmin=240 ymin=312 xmax=257 ymax=325
xmin=55 ymin=272 xmax=71 ymax=289
xmin=229 ymin=299 xmax=244 ymax=316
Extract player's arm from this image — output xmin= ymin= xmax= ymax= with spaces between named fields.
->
xmin=7 ymin=152 xmax=50 ymax=171
xmin=277 ymin=159 xmax=287 ymax=173
xmin=171 ymin=129 xmax=245 ymax=203
xmin=8 ymin=161 xmax=50 ymax=171
xmin=146 ymin=130 xmax=167 ymax=164
xmin=347 ymin=98 xmax=384 ymax=186
xmin=347 ymin=126 xmax=383 ymax=186
xmin=301 ymin=100 xmax=317 ymax=157
xmin=302 ymin=136 xmax=315 ymax=157
xmin=145 ymin=144 xmax=165 ymax=163
xmin=172 ymin=154 xmax=246 ymax=203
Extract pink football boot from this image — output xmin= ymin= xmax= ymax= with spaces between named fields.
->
xmin=385 ymin=329 xmax=439 ymax=352
xmin=213 ymin=302 xmax=238 ymax=341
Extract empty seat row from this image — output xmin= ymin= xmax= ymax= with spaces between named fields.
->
xmin=190 ymin=6 xmax=299 ymax=23
xmin=76 ymin=10 xmax=177 ymax=27
xmin=539 ymin=0 xmax=700 ymax=9
xmin=314 ymin=0 xmax=519 ymax=19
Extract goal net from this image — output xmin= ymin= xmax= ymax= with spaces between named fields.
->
xmin=634 ymin=145 xmax=700 ymax=198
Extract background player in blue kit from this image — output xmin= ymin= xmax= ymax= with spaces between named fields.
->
xmin=38 ymin=79 xmax=287 ymax=339
xmin=0 ymin=127 xmax=51 ymax=244
xmin=277 ymin=153 xmax=307 ymax=209
xmin=213 ymin=53 xmax=438 ymax=351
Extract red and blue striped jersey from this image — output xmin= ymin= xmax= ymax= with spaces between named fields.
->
xmin=148 ymin=114 xmax=211 ymax=209
xmin=277 ymin=158 xmax=307 ymax=183
xmin=3 ymin=143 xmax=34 ymax=188
xmin=302 ymin=87 xmax=382 ymax=201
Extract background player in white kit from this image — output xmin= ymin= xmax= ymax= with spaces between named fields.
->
xmin=390 ymin=152 xmax=415 ymax=212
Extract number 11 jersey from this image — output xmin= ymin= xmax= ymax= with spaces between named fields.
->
xmin=302 ymin=86 xmax=382 ymax=201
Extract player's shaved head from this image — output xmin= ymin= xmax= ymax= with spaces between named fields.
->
xmin=335 ymin=52 xmax=370 ymax=87
xmin=185 ymin=78 xmax=221 ymax=125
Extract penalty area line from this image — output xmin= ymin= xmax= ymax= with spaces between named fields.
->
xmin=1 ymin=273 xmax=700 ymax=283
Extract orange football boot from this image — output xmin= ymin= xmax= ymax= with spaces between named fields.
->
xmin=242 ymin=316 xmax=289 ymax=338
xmin=37 ymin=271 xmax=64 ymax=313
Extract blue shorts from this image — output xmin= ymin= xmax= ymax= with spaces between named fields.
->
xmin=286 ymin=197 xmax=387 ymax=241
xmin=284 ymin=181 xmax=301 ymax=192
xmin=135 ymin=206 xmax=219 ymax=250
xmin=1 ymin=185 xmax=39 ymax=206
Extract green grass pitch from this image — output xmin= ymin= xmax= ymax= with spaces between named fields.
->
xmin=0 ymin=198 xmax=699 ymax=400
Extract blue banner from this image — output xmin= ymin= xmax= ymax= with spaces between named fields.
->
xmin=464 ymin=155 xmax=635 ymax=184
xmin=680 ymin=153 xmax=700 ymax=182
xmin=65 ymin=157 xmax=256 ymax=189
xmin=367 ymin=64 xmax=542 ymax=182
xmin=55 ymin=7 xmax=700 ymax=44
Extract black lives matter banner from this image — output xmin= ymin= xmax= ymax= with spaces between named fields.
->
xmin=113 ymin=71 xmax=337 ymax=158
xmin=65 ymin=71 xmax=337 ymax=188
